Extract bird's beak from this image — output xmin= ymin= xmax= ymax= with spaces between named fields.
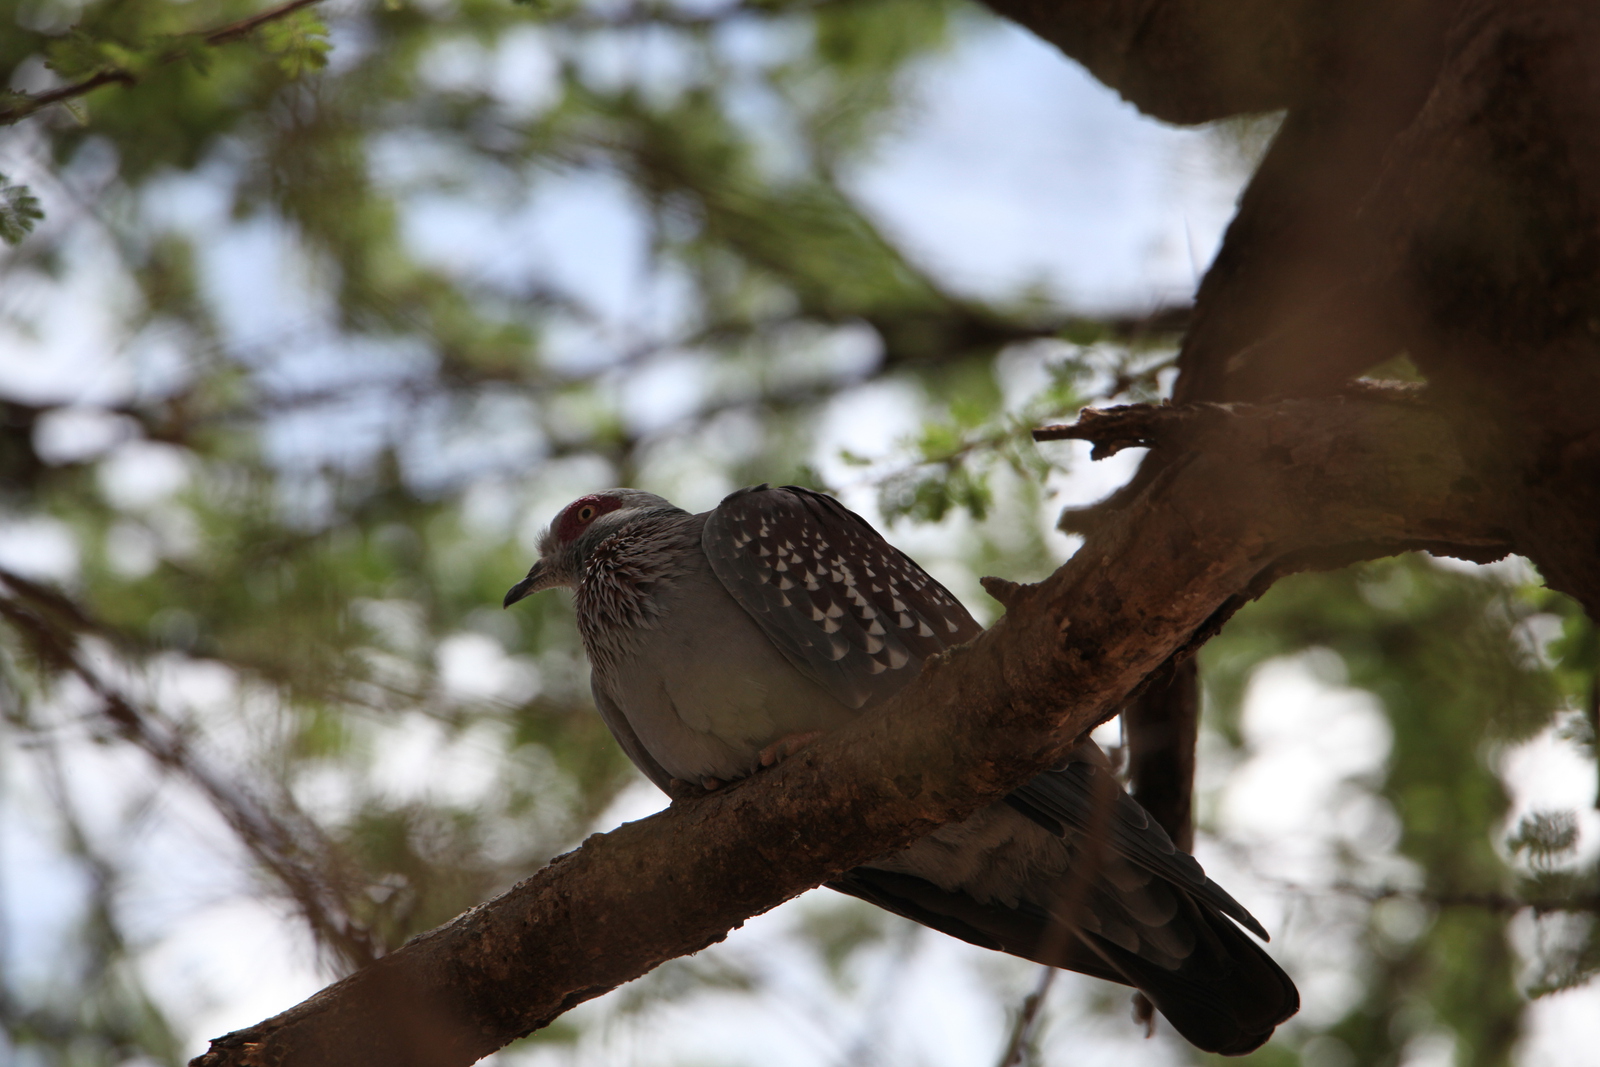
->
xmin=503 ymin=561 xmax=556 ymax=608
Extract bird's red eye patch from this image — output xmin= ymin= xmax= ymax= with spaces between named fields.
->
xmin=555 ymin=494 xmax=623 ymax=543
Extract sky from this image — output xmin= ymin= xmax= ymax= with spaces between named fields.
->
xmin=2 ymin=9 xmax=1599 ymax=1067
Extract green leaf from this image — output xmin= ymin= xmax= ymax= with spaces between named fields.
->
xmin=1507 ymin=810 xmax=1579 ymax=864
xmin=44 ymin=30 xmax=168 ymax=80
xmin=0 ymin=175 xmax=43 ymax=245
xmin=260 ymin=10 xmax=332 ymax=80
xmin=165 ymin=34 xmax=215 ymax=77
xmin=45 ymin=31 xmax=111 ymax=80
xmin=836 ymin=448 xmax=874 ymax=467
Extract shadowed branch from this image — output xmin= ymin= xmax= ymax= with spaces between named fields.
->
xmin=190 ymin=392 xmax=1522 ymax=1067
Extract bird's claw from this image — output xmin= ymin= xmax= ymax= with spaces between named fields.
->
xmin=666 ymin=776 xmax=724 ymax=802
xmin=758 ymin=731 xmax=824 ymax=768
xmin=1132 ymin=993 xmax=1157 ymax=1038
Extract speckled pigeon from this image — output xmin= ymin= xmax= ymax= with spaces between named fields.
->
xmin=504 ymin=484 xmax=1299 ymax=1054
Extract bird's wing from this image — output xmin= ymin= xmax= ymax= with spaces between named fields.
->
xmin=699 ymin=486 xmax=1295 ymax=1050
xmin=701 ymin=485 xmax=1269 ymax=935
xmin=1007 ymin=748 xmax=1270 ymax=940
xmin=701 ymin=484 xmax=982 ymax=709
xmin=827 ymin=868 xmax=1129 ymax=985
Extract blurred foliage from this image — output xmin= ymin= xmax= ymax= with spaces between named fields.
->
xmin=0 ymin=0 xmax=1594 ymax=1065
xmin=0 ymin=0 xmax=1174 ymax=1061
xmin=0 ymin=171 xmax=42 ymax=243
xmin=1203 ymin=558 xmax=1598 ymax=1067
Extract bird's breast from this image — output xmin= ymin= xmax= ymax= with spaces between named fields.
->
xmin=589 ymin=559 xmax=858 ymax=785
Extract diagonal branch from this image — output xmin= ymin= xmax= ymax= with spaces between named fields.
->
xmin=191 ymin=390 xmax=1517 ymax=1067
xmin=0 ymin=0 xmax=325 ymax=127
xmin=0 ymin=568 xmax=380 ymax=967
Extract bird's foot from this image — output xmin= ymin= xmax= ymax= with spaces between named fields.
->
xmin=1131 ymin=993 xmax=1157 ymax=1038
xmin=666 ymin=776 xmax=724 ymax=801
xmin=758 ymin=731 xmax=824 ymax=768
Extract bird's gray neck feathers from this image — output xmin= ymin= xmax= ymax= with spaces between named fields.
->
xmin=575 ymin=511 xmax=701 ymax=671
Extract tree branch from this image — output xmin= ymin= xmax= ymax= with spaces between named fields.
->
xmin=189 ymin=391 xmax=1517 ymax=1067
xmin=975 ymin=0 xmax=1335 ymax=123
xmin=0 ymin=0 xmax=325 ymax=127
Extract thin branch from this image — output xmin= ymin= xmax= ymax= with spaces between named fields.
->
xmin=0 ymin=0 xmax=325 ymax=127
xmin=0 ymin=568 xmax=379 ymax=967
xmin=995 ymin=966 xmax=1056 ymax=1067
xmin=200 ymin=0 xmax=326 ymax=46
xmin=1209 ymin=849 xmax=1600 ymax=917
xmin=1323 ymin=882 xmax=1600 ymax=917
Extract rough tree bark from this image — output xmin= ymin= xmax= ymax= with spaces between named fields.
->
xmin=193 ymin=0 xmax=1600 ymax=1063
xmin=1006 ymin=0 xmax=1600 ymax=846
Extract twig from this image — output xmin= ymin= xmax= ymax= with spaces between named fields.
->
xmin=200 ymin=0 xmax=325 ymax=46
xmin=1228 ymin=858 xmax=1600 ymax=916
xmin=0 ymin=0 xmax=325 ymax=127
xmin=980 ymin=576 xmax=1027 ymax=609
xmin=995 ymin=966 xmax=1056 ymax=1067
xmin=0 ymin=568 xmax=379 ymax=966
xmin=1588 ymin=669 xmax=1599 ymax=810
xmin=1033 ymin=403 xmax=1198 ymax=458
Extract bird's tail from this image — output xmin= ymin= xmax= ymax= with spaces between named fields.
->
xmin=1067 ymin=892 xmax=1300 ymax=1055
xmin=831 ymin=868 xmax=1298 ymax=1056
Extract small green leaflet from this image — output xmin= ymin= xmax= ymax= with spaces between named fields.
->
xmin=260 ymin=9 xmax=331 ymax=79
xmin=0 ymin=174 xmax=43 ymax=245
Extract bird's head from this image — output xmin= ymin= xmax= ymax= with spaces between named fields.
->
xmin=503 ymin=488 xmax=679 ymax=607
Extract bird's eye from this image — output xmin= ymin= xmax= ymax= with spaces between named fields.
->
xmin=577 ymin=505 xmax=597 ymax=522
